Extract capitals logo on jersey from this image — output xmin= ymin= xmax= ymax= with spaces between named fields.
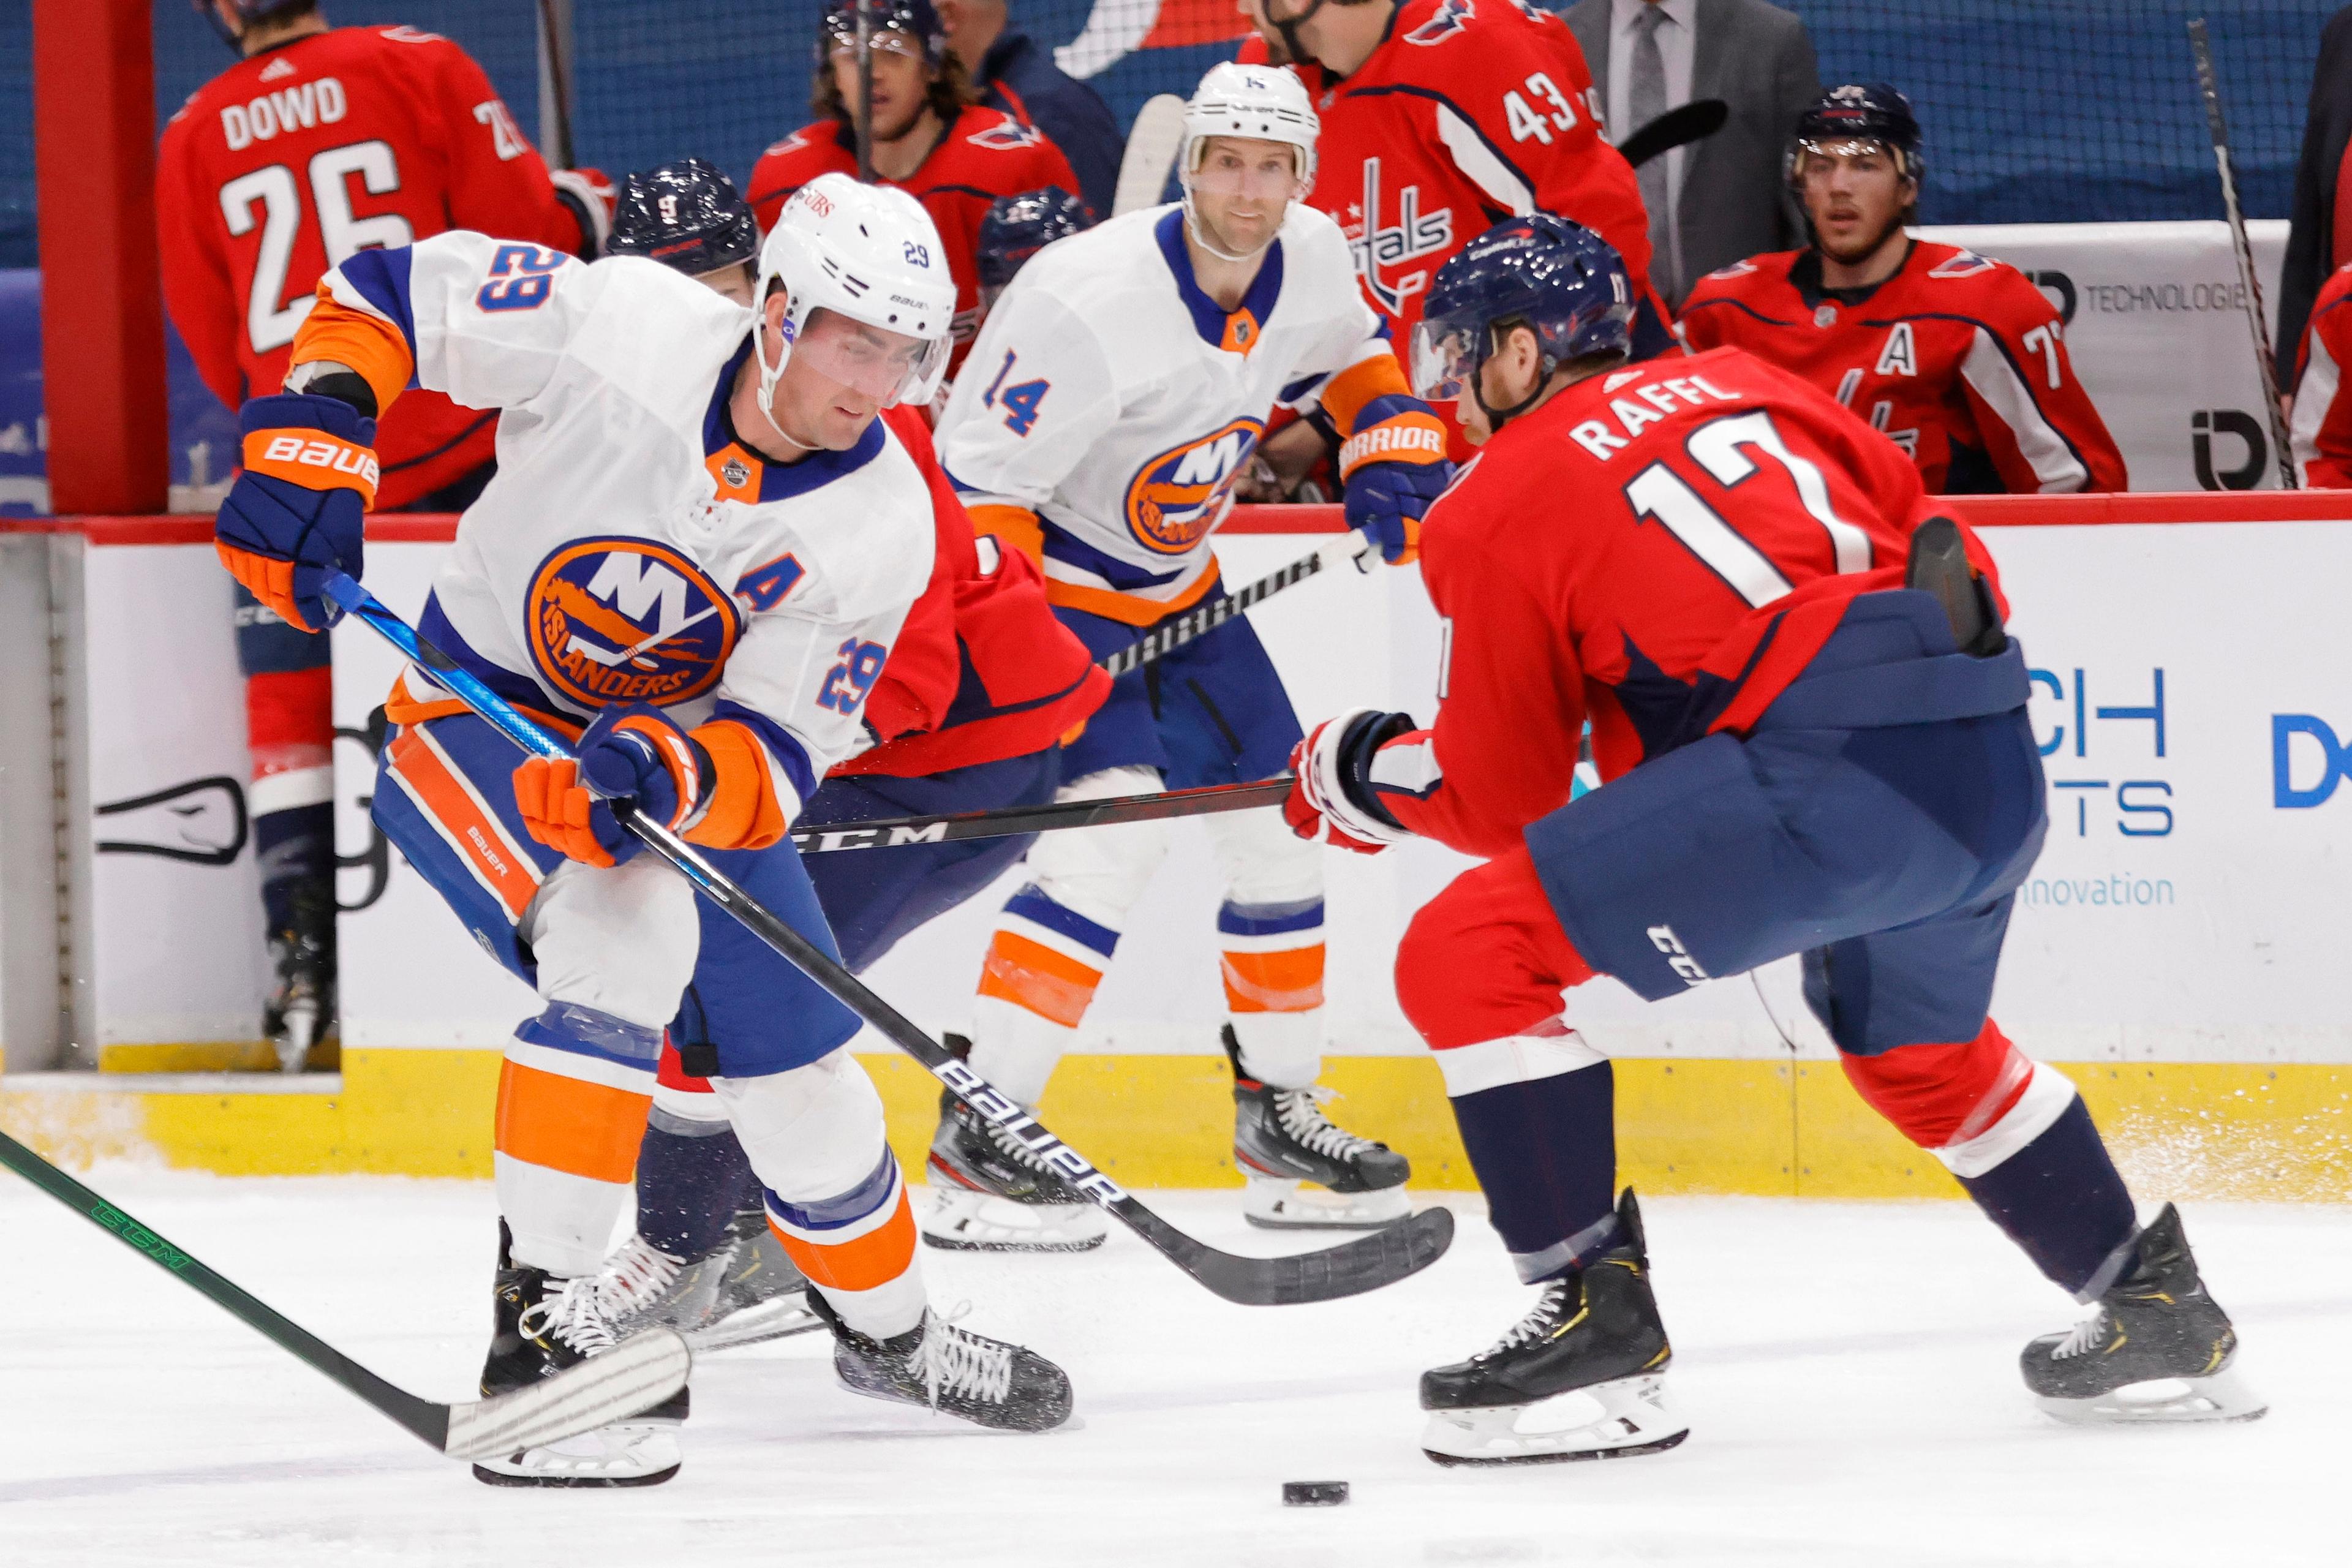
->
xmin=970 ymin=116 xmax=1047 ymax=152
xmin=1348 ymin=157 xmax=1455 ymax=316
xmin=526 ymin=537 xmax=742 ymax=709
xmin=1407 ymin=0 xmax=1476 ymax=43
xmin=1125 ymin=418 xmax=1264 ymax=556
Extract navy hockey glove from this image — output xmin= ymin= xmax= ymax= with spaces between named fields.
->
xmin=215 ymin=392 xmax=378 ymax=632
xmin=514 ymin=704 xmax=713 ymax=867
xmin=1342 ymin=458 xmax=1454 ymax=567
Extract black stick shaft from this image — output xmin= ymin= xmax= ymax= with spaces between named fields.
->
xmin=0 ymin=1129 xmax=448 ymax=1448
xmin=2188 ymin=18 xmax=2297 ymax=489
xmin=792 ymin=778 xmax=1289 ymax=852
xmin=1101 ymin=539 xmax=1351 ymax=678
xmin=854 ymin=0 xmax=876 ymax=184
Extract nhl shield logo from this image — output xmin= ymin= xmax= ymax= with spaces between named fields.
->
xmin=1123 ymin=418 xmax=1263 ymax=556
xmin=525 ymin=537 xmax=741 ymax=709
xmin=720 ymin=455 xmax=751 ymax=488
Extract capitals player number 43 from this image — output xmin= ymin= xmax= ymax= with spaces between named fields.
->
xmin=1502 ymin=72 xmax=1585 ymax=145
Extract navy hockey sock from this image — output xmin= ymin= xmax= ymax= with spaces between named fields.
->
xmin=635 ymin=1121 xmax=760 ymax=1261
xmin=1448 ymin=1060 xmax=1619 ymax=1283
xmin=255 ymin=801 xmax=334 ymax=939
xmin=1959 ymin=1097 xmax=2139 ymax=1298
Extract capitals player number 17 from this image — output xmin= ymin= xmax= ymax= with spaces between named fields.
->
xmin=1623 ymin=410 xmax=1874 ymax=611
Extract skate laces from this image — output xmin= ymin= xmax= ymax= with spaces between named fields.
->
xmin=519 ymin=1274 xmax=620 ymax=1357
xmin=1272 ymin=1085 xmax=1380 ymax=1160
xmin=1482 ymin=1279 xmax=1575 ymax=1359
xmin=918 ymin=1304 xmax=1015 ymax=1407
xmin=597 ymin=1235 xmax=685 ymax=1321
xmin=2052 ymin=1305 xmax=2112 ymax=1360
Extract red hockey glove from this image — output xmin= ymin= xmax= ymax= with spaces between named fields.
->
xmin=1285 ymin=709 xmax=1418 ymax=855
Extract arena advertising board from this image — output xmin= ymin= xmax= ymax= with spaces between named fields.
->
xmin=23 ymin=507 xmax=2352 ymax=1066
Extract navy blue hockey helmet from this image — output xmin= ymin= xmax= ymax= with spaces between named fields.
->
xmin=818 ymin=0 xmax=948 ymax=68
xmin=194 ymin=0 xmax=315 ymax=50
xmin=607 ymin=159 xmax=760 ymax=277
xmin=1789 ymin=83 xmax=1924 ymax=187
xmin=1411 ymin=214 xmax=1634 ymax=420
xmin=977 ymin=187 xmax=1093 ymax=306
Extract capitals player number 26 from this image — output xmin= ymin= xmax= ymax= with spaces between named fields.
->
xmin=1624 ymin=412 xmax=1874 ymax=609
xmin=220 ymin=140 xmax=415 ymax=354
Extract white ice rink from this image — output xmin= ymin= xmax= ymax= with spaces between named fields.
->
xmin=0 ymin=1172 xmax=2341 ymax=1567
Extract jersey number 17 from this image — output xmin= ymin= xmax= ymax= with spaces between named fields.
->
xmin=1623 ymin=410 xmax=1875 ymax=609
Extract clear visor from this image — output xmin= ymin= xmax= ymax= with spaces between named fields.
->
xmin=1794 ymin=136 xmax=1897 ymax=176
xmin=827 ymin=27 xmax=924 ymax=61
xmin=1409 ymin=314 xmax=1483 ymax=403
xmin=792 ymin=307 xmax=948 ymax=405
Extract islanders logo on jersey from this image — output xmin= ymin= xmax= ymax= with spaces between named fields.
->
xmin=525 ymin=537 xmax=742 ymax=710
xmin=1125 ymin=419 xmax=1264 ymax=556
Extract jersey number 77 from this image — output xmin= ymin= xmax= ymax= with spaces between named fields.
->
xmin=1623 ymin=410 xmax=1875 ymax=609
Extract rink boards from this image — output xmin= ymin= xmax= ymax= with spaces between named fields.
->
xmin=3 ymin=498 xmax=2351 ymax=1198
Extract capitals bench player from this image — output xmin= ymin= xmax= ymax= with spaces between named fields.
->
xmin=1286 ymin=216 xmax=2258 ymax=1463
xmin=750 ymin=0 xmax=1081 ymax=369
xmin=2286 ymin=259 xmax=2352 ymax=484
xmin=159 ymin=0 xmax=611 ymax=1068
xmin=209 ymin=174 xmax=1074 ymax=1483
xmin=927 ymin=63 xmax=1453 ymax=1248
xmin=1241 ymin=0 xmax=1673 ymax=461
xmin=1679 ymin=85 xmax=2127 ymax=494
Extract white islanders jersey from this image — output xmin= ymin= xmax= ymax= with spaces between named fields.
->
xmin=317 ymin=233 xmax=936 ymax=819
xmin=935 ymin=203 xmax=1393 ymax=624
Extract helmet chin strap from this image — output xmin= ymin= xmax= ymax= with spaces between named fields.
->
xmin=750 ymin=303 xmax=824 ymax=455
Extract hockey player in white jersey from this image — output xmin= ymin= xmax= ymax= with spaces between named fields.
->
xmin=211 ymin=173 xmax=1074 ymax=1486
xmin=929 ymin=63 xmax=1454 ymax=1248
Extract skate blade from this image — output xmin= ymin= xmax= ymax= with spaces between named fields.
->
xmin=2034 ymin=1365 xmax=2269 ymax=1427
xmin=470 ymin=1420 xmax=682 ymax=1487
xmin=685 ymin=1292 xmax=825 ymax=1353
xmin=920 ymin=1189 xmax=1107 ymax=1253
xmin=1421 ymin=1374 xmax=1689 ymax=1466
xmin=1241 ymin=1175 xmax=1413 ymax=1231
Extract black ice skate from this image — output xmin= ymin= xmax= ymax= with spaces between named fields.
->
xmin=262 ymin=927 xmax=335 ymax=1074
xmin=2021 ymin=1203 xmax=2266 ymax=1425
xmin=921 ymin=1042 xmax=1108 ymax=1252
xmin=1224 ymin=1025 xmax=1411 ymax=1229
xmin=472 ymin=1224 xmax=685 ymax=1487
xmin=807 ymin=1289 xmax=1074 ymax=1433
xmin=611 ymin=1210 xmax=823 ymax=1352
xmin=1419 ymin=1189 xmax=1688 ymax=1465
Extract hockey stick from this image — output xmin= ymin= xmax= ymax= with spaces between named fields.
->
xmin=327 ymin=573 xmax=1452 ymax=1306
xmin=0 ymin=1128 xmax=688 ymax=1460
xmin=1101 ymin=534 xmax=1366 ymax=679
xmin=2188 ymin=19 xmax=2298 ymax=489
xmin=532 ymin=0 xmax=576 ymax=170
xmin=1115 ymin=94 xmax=1189 ymax=216
xmin=1618 ymin=97 xmax=1728 ymax=170
xmin=792 ymin=777 xmax=1289 ymax=853
xmin=853 ymin=0 xmax=877 ymax=186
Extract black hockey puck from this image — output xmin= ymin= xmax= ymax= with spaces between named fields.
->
xmin=1282 ymin=1480 xmax=1349 ymax=1507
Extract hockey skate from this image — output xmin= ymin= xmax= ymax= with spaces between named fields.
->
xmin=609 ymin=1211 xmax=823 ymax=1352
xmin=262 ymin=928 xmax=335 ymax=1074
xmin=807 ymin=1289 xmax=1073 ymax=1433
xmin=1419 ymin=1189 xmax=1689 ymax=1466
xmin=1225 ymin=1026 xmax=1411 ymax=1229
xmin=921 ymin=1058 xmax=1108 ymax=1252
xmin=2021 ymin=1203 xmax=2266 ymax=1425
xmin=472 ymin=1225 xmax=686 ymax=1487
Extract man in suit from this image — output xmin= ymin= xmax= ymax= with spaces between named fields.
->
xmin=1561 ymin=0 xmax=1819 ymax=307
xmin=2274 ymin=4 xmax=2352 ymax=412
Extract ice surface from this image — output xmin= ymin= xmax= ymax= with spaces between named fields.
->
xmin=0 ymin=1172 xmax=2341 ymax=1566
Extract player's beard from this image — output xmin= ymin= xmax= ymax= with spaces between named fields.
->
xmin=1819 ymin=209 xmax=1905 ymax=270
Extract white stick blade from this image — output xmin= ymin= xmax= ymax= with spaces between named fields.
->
xmin=441 ymin=1330 xmax=690 ymax=1461
xmin=1115 ymin=96 xmax=1189 ymax=216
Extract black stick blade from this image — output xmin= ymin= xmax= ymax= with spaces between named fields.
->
xmin=1144 ymin=1205 xmax=1455 ymax=1306
xmin=1619 ymin=98 xmax=1728 ymax=170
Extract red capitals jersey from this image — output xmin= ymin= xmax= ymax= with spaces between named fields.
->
xmin=1292 ymin=0 xmax=1662 ymax=458
xmin=748 ymin=107 xmax=1081 ymax=371
xmin=839 ymin=407 xmax=1107 ymax=778
xmin=1677 ymin=242 xmax=2127 ymax=496
xmin=157 ymin=26 xmax=592 ymax=508
xmin=1367 ymin=347 xmax=2003 ymax=859
xmin=2288 ymin=262 xmax=2352 ymax=486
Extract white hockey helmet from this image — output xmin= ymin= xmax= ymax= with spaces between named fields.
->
xmin=1181 ymin=62 xmax=1319 ymax=190
xmin=752 ymin=172 xmax=957 ymax=423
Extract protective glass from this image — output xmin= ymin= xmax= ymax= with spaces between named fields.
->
xmin=790 ymin=307 xmax=948 ymax=405
xmin=1409 ymin=313 xmax=1483 ymax=403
